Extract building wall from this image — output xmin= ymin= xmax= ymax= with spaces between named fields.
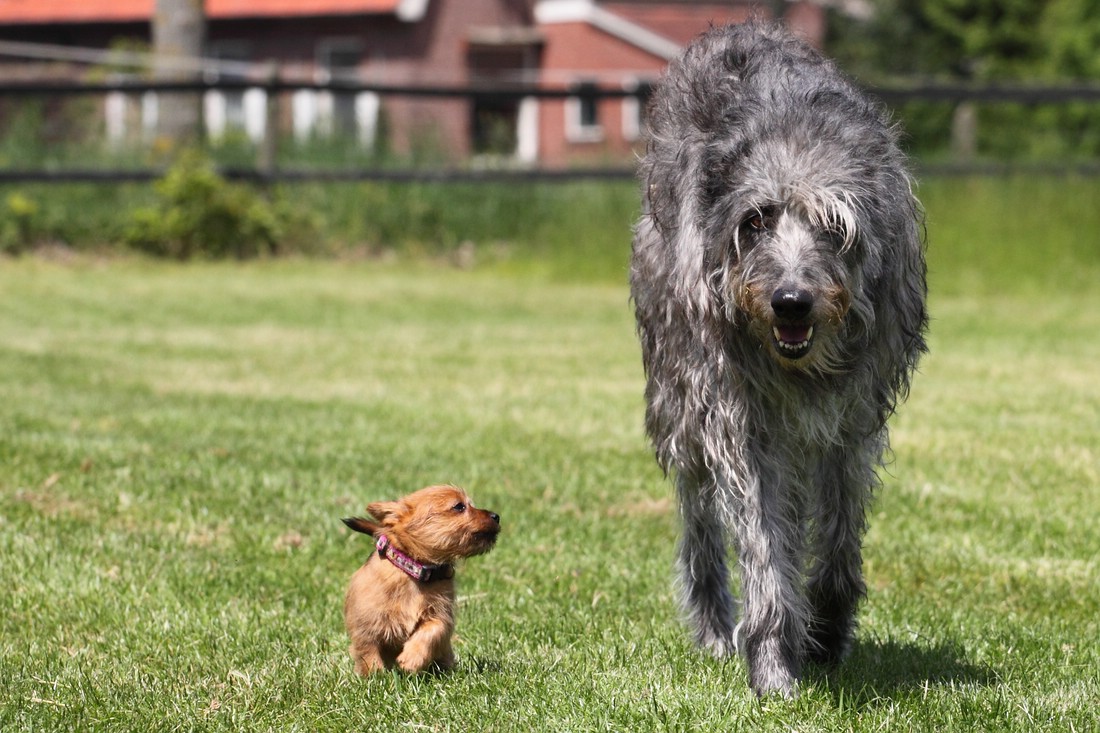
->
xmin=0 ymin=0 xmax=536 ymax=160
xmin=360 ymin=0 xmax=535 ymax=159
xmin=536 ymin=20 xmax=665 ymax=166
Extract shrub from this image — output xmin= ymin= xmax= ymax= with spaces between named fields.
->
xmin=124 ymin=151 xmax=288 ymax=259
xmin=0 ymin=192 xmax=40 ymax=254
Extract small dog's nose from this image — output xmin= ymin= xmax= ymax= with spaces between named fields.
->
xmin=488 ymin=512 xmax=500 ymax=525
xmin=771 ymin=288 xmax=814 ymax=320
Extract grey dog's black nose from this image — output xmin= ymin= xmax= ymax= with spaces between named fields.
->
xmin=771 ymin=288 xmax=814 ymax=320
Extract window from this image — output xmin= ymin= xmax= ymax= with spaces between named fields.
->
xmin=294 ymin=39 xmax=379 ymax=146
xmin=565 ymin=80 xmax=603 ymax=143
xmin=316 ymin=40 xmax=362 ymax=138
xmin=204 ymin=42 xmax=259 ymax=141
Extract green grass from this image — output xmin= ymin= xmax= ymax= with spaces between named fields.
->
xmin=2 ymin=178 xmax=1099 ymax=731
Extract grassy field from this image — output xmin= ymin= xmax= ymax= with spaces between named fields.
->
xmin=1 ymin=177 xmax=1098 ymax=731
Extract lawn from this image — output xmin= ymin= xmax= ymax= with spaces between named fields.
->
xmin=1 ymin=177 xmax=1098 ymax=731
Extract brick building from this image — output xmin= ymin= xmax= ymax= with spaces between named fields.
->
xmin=0 ymin=0 xmax=828 ymax=166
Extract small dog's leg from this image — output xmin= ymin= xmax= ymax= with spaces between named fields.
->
xmin=434 ymin=638 xmax=456 ymax=671
xmin=806 ymin=447 xmax=872 ymax=666
xmin=731 ymin=475 xmax=808 ymax=697
xmin=397 ymin=618 xmax=453 ymax=673
xmin=677 ymin=474 xmax=739 ymax=658
xmin=350 ymin=641 xmax=386 ymax=676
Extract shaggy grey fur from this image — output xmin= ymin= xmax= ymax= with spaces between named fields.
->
xmin=630 ymin=21 xmax=928 ymax=697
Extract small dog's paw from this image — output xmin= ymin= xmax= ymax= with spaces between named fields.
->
xmin=350 ymin=643 xmax=387 ymax=676
xmin=396 ymin=650 xmax=431 ymax=673
xmin=434 ymin=650 xmax=456 ymax=671
xmin=354 ymin=657 xmax=386 ymax=676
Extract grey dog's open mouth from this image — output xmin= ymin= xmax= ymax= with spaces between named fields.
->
xmin=772 ymin=324 xmax=814 ymax=359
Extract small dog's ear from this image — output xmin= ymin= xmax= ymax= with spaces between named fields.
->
xmin=342 ymin=517 xmax=380 ymax=536
xmin=366 ymin=500 xmax=406 ymax=525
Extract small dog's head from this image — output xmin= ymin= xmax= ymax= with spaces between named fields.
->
xmin=343 ymin=485 xmax=500 ymax=565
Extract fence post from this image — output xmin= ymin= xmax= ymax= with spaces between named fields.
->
xmin=152 ymin=0 xmax=205 ymax=146
xmin=951 ymin=101 xmax=977 ymax=161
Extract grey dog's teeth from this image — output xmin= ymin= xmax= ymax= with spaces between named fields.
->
xmin=773 ymin=326 xmax=814 ymax=348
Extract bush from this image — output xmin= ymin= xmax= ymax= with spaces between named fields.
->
xmin=124 ymin=151 xmax=294 ymax=259
xmin=0 ymin=192 xmax=41 ymax=254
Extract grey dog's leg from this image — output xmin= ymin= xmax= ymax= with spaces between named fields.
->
xmin=730 ymin=478 xmax=808 ymax=697
xmin=805 ymin=448 xmax=871 ymax=665
xmin=677 ymin=474 xmax=738 ymax=657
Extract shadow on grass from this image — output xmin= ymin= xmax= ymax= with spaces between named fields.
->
xmin=805 ymin=637 xmax=995 ymax=704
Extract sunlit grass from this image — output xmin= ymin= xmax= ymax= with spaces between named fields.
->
xmin=1 ymin=177 xmax=1098 ymax=730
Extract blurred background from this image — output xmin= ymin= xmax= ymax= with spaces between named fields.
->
xmin=1 ymin=0 xmax=1098 ymax=259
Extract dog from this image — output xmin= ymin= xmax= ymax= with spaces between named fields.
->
xmin=342 ymin=485 xmax=500 ymax=675
xmin=630 ymin=21 xmax=928 ymax=697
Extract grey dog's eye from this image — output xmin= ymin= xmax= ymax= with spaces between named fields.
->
xmin=742 ymin=209 xmax=776 ymax=233
xmin=824 ymin=227 xmax=849 ymax=249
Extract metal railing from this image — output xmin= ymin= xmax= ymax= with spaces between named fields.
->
xmin=4 ymin=77 xmax=1100 ymax=182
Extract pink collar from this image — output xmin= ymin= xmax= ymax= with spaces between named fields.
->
xmin=376 ymin=535 xmax=454 ymax=583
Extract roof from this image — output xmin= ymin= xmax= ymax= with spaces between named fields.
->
xmin=535 ymin=0 xmax=757 ymax=60
xmin=0 ymin=0 xmax=429 ymax=25
xmin=602 ymin=2 xmax=756 ymax=47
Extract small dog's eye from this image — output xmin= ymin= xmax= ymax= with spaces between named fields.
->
xmin=452 ymin=502 xmax=466 ymax=513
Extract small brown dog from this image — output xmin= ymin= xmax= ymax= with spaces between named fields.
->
xmin=342 ymin=485 xmax=500 ymax=675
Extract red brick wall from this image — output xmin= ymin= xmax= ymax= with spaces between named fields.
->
xmin=536 ymin=21 xmax=666 ymax=166
xmin=370 ymin=0 xmax=534 ymax=159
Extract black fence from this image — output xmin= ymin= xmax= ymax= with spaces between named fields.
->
xmin=4 ymin=77 xmax=1100 ymax=183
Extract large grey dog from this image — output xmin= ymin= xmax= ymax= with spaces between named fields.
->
xmin=630 ymin=21 xmax=928 ymax=697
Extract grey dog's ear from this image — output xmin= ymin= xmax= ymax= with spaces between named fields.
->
xmin=342 ymin=516 xmax=381 ymax=536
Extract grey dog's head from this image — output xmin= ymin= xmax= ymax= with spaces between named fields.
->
xmin=720 ymin=150 xmax=864 ymax=373
xmin=638 ymin=21 xmax=925 ymax=379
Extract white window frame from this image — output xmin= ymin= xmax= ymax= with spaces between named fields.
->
xmin=516 ymin=96 xmax=539 ymax=163
xmin=621 ymin=77 xmax=645 ymax=143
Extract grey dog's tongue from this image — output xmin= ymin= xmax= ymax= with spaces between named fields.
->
xmin=777 ymin=325 xmax=811 ymax=343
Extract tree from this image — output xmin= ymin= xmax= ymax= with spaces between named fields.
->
xmin=827 ymin=0 xmax=1100 ymax=159
xmin=830 ymin=0 xmax=1100 ymax=82
xmin=1040 ymin=0 xmax=1100 ymax=79
xmin=152 ymin=0 xmax=206 ymax=145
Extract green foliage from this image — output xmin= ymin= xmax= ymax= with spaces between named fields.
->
xmin=830 ymin=0 xmax=1100 ymax=159
xmin=123 ymin=152 xmax=305 ymax=259
xmin=0 ymin=192 xmax=40 ymax=253
xmin=832 ymin=0 xmax=1088 ymax=81
xmin=915 ymin=0 xmax=1045 ymax=79
xmin=1039 ymin=0 xmax=1100 ymax=78
xmin=0 ymin=103 xmax=47 ymax=167
xmin=279 ymin=180 xmax=638 ymax=278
